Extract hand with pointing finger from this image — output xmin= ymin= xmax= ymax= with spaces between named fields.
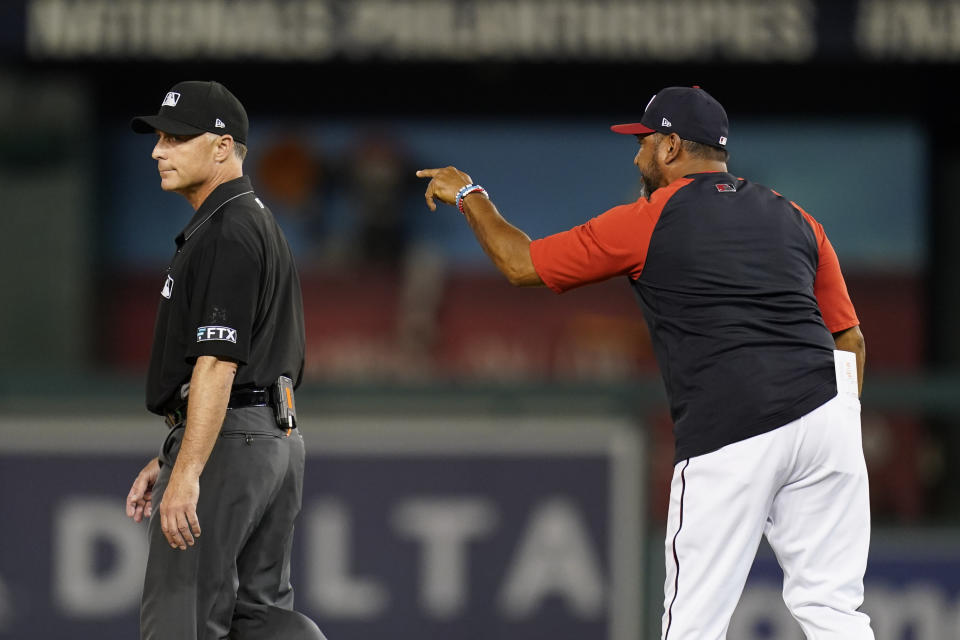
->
xmin=417 ymin=165 xmax=540 ymax=286
xmin=415 ymin=166 xmax=473 ymax=211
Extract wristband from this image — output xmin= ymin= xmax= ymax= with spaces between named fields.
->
xmin=455 ymin=184 xmax=488 ymax=214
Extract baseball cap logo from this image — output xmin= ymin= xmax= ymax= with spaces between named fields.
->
xmin=661 ymin=117 xmax=672 ymax=128
xmin=719 ymin=136 xmax=728 ymax=146
xmin=215 ymin=118 xmax=226 ymax=128
xmin=162 ymin=92 xmax=180 ymax=107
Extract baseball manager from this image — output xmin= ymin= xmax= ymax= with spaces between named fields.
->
xmin=417 ymin=86 xmax=874 ymax=639
xmin=124 ymin=80 xmax=326 ymax=640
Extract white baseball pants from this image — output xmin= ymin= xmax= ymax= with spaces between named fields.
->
xmin=661 ymin=372 xmax=874 ymax=638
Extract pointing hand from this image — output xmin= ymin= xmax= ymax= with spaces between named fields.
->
xmin=416 ymin=166 xmax=473 ymax=212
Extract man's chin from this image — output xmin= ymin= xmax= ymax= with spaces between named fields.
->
xmin=639 ymin=175 xmax=663 ymax=199
xmin=639 ymin=180 xmax=654 ymax=200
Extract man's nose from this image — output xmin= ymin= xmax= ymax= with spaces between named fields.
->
xmin=152 ymin=142 xmax=163 ymax=160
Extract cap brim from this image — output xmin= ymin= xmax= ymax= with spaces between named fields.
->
xmin=131 ymin=114 xmax=207 ymax=136
xmin=610 ymin=123 xmax=656 ymax=135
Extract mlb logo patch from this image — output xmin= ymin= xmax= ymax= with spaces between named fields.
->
xmin=716 ymin=183 xmax=737 ymax=193
xmin=162 ymin=92 xmax=180 ymax=107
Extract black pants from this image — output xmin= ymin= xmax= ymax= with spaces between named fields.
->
xmin=140 ymin=406 xmax=326 ymax=640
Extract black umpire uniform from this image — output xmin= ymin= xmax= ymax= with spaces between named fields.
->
xmin=131 ymin=81 xmax=325 ymax=640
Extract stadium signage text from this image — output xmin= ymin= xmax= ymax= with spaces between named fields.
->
xmin=22 ymin=0 xmax=960 ymax=63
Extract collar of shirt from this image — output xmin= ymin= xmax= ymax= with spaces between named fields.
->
xmin=683 ymin=171 xmax=729 ymax=178
xmin=175 ymin=175 xmax=255 ymax=248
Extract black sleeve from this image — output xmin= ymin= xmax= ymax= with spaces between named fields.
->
xmin=185 ymin=234 xmax=261 ymax=365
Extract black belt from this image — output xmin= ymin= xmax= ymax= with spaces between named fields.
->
xmin=164 ymin=387 xmax=270 ymax=429
xmin=228 ymin=388 xmax=270 ymax=409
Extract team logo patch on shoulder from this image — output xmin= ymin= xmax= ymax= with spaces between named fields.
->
xmin=715 ymin=183 xmax=737 ymax=193
xmin=197 ymin=326 xmax=237 ymax=343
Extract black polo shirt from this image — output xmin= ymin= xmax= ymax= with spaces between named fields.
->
xmin=530 ymin=172 xmax=859 ymax=462
xmin=145 ymin=175 xmax=305 ymax=415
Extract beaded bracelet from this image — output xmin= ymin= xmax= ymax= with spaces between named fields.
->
xmin=455 ymin=184 xmax=488 ymax=214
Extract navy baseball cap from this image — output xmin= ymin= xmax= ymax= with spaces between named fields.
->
xmin=131 ymin=80 xmax=249 ymax=144
xmin=611 ymin=86 xmax=729 ymax=150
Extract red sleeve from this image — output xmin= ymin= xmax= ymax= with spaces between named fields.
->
xmin=795 ymin=204 xmax=860 ymax=333
xmin=529 ymin=178 xmax=689 ymax=293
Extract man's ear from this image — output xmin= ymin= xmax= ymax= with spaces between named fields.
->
xmin=661 ymin=133 xmax=682 ymax=164
xmin=214 ymin=135 xmax=234 ymax=163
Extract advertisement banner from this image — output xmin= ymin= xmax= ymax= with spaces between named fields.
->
xmin=728 ymin=536 xmax=960 ymax=639
xmin=0 ymin=414 xmax=644 ymax=640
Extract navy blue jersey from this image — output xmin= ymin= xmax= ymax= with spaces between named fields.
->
xmin=530 ymin=172 xmax=858 ymax=461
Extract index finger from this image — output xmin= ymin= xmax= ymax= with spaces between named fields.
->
xmin=416 ymin=168 xmax=439 ymax=179
xmin=126 ymin=479 xmax=146 ymax=516
xmin=160 ymin=510 xmax=178 ymax=548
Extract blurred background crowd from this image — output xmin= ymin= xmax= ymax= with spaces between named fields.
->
xmin=2 ymin=1 xmax=960 ymax=639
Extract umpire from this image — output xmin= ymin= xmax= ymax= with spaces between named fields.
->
xmin=124 ymin=81 xmax=326 ymax=640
